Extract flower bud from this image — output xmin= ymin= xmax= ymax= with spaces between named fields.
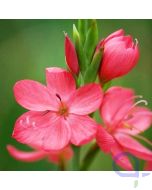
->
xmin=65 ymin=34 xmax=79 ymax=75
xmin=98 ymin=29 xmax=139 ymax=83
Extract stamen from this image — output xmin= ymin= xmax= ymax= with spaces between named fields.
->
xmin=112 ymin=95 xmax=149 ymax=133
xmin=111 ymin=95 xmax=143 ymax=121
xmin=56 ymin=94 xmax=61 ymax=101
xmin=123 ymin=99 xmax=147 ymax=114
xmin=121 ymin=99 xmax=148 ymax=121
xmin=123 ymin=122 xmax=134 ymax=130
xmin=58 ymin=102 xmax=69 ymax=118
xmin=123 ymin=122 xmax=144 ymax=133
xmin=132 ymin=99 xmax=148 ymax=107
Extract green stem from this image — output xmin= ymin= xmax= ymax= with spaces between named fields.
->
xmin=80 ymin=142 xmax=99 ymax=170
xmin=72 ymin=145 xmax=80 ymax=170
xmin=58 ymin=158 xmax=66 ymax=171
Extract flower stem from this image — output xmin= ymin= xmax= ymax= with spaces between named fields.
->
xmin=80 ymin=142 xmax=99 ymax=170
xmin=72 ymin=145 xmax=80 ymax=170
xmin=58 ymin=158 xmax=66 ymax=171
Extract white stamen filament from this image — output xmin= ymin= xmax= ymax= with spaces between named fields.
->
xmin=111 ymin=95 xmax=143 ymax=121
xmin=132 ymin=99 xmax=148 ymax=107
xmin=122 ymin=99 xmax=148 ymax=121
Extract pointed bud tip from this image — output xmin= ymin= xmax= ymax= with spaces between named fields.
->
xmin=63 ymin=31 xmax=68 ymax=37
xmin=134 ymin=38 xmax=138 ymax=45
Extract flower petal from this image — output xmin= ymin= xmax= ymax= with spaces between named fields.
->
xmin=69 ymin=84 xmax=103 ymax=115
xmin=103 ymin=29 xmax=125 ymax=44
xmin=14 ymin=80 xmax=59 ymax=111
xmin=96 ymin=125 xmax=115 ymax=153
xmin=117 ymin=107 xmax=152 ymax=135
xmin=46 ymin=67 xmax=76 ymax=101
xmin=65 ymin=35 xmax=79 ymax=75
xmin=7 ymin=145 xmax=47 ymax=162
xmin=43 ymin=118 xmax=71 ymax=151
xmin=67 ymin=114 xmax=97 ymax=145
xmin=96 ymin=29 xmax=124 ymax=50
xmin=13 ymin=111 xmax=71 ymax=151
xmin=111 ymin=142 xmax=133 ymax=171
xmin=101 ymin=87 xmax=134 ymax=128
xmin=114 ymin=133 xmax=152 ymax=161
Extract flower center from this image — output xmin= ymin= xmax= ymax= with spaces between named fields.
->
xmin=58 ymin=103 xmax=69 ymax=117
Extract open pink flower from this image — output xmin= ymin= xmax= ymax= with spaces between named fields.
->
xmin=13 ymin=67 xmax=103 ymax=151
xmin=97 ymin=29 xmax=139 ymax=83
xmin=96 ymin=87 xmax=152 ymax=170
xmin=7 ymin=144 xmax=73 ymax=164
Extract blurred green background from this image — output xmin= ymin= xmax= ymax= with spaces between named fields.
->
xmin=0 ymin=19 xmax=152 ymax=171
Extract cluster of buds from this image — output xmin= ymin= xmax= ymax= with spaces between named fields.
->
xmin=7 ymin=19 xmax=152 ymax=171
xmin=65 ymin=20 xmax=139 ymax=85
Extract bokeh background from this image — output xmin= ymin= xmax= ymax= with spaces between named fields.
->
xmin=0 ymin=19 xmax=152 ymax=170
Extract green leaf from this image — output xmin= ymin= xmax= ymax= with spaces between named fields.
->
xmin=84 ymin=20 xmax=98 ymax=65
xmin=73 ymin=24 xmax=88 ymax=75
xmin=78 ymin=19 xmax=87 ymax=46
xmin=84 ymin=47 xmax=103 ymax=84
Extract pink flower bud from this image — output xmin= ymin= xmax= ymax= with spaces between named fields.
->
xmin=65 ymin=34 xmax=79 ymax=75
xmin=98 ymin=29 xmax=139 ymax=83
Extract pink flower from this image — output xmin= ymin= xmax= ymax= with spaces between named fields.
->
xmin=97 ymin=29 xmax=139 ymax=83
xmin=13 ymin=67 xmax=103 ymax=151
xmin=7 ymin=144 xmax=73 ymax=164
xmin=96 ymin=87 xmax=152 ymax=170
xmin=65 ymin=34 xmax=79 ymax=75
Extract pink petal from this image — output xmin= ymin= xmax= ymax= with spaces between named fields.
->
xmin=65 ymin=35 xmax=79 ymax=75
xmin=104 ymin=29 xmax=125 ymax=44
xmin=46 ymin=67 xmax=76 ymax=102
xmin=47 ymin=146 xmax=73 ymax=164
xmin=100 ymin=87 xmax=134 ymax=129
xmin=117 ymin=107 xmax=152 ymax=135
xmin=7 ymin=145 xmax=47 ymax=162
xmin=96 ymin=125 xmax=115 ymax=153
xmin=13 ymin=111 xmax=71 ymax=151
xmin=111 ymin=142 xmax=133 ymax=170
xmin=69 ymin=83 xmax=103 ymax=115
xmin=43 ymin=119 xmax=71 ymax=151
xmin=67 ymin=114 xmax=97 ymax=145
xmin=114 ymin=133 xmax=152 ymax=161
xmin=14 ymin=80 xmax=59 ymax=111
xmin=96 ymin=29 xmax=124 ymax=50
